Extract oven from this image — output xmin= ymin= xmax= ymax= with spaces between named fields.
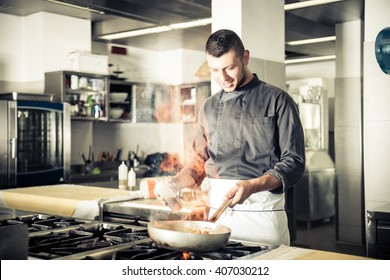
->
xmin=0 ymin=93 xmax=71 ymax=188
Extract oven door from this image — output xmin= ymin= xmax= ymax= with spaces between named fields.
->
xmin=15 ymin=101 xmax=70 ymax=187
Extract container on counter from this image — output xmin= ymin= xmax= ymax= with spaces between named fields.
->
xmin=127 ymin=168 xmax=136 ymax=191
xmin=139 ymin=176 xmax=172 ymax=199
xmin=118 ymin=161 xmax=128 ymax=190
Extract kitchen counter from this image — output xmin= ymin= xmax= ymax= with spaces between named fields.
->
xmin=0 ymin=184 xmax=142 ymax=220
xmin=253 ymin=244 xmax=371 ymax=260
xmin=0 ymin=183 xmax=204 ymax=222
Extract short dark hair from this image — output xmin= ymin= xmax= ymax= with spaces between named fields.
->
xmin=205 ymin=29 xmax=245 ymax=58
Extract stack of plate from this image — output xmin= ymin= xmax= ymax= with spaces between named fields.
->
xmin=109 ymin=108 xmax=123 ymax=119
xmin=110 ymin=92 xmax=128 ymax=102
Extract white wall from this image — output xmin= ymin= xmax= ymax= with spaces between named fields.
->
xmin=0 ymin=12 xmax=91 ymax=93
xmin=364 ymin=0 xmax=390 ymax=212
xmin=92 ymin=42 xmax=206 ymax=85
xmin=286 ymin=61 xmax=336 ymax=87
xmin=159 ymin=49 xmax=206 ymax=85
xmin=0 ymin=14 xmax=23 ymax=82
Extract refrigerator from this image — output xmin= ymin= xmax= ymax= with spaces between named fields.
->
xmin=0 ymin=93 xmax=70 ymax=189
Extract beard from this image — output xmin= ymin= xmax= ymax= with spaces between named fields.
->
xmin=235 ymin=71 xmax=246 ymax=90
xmin=233 ymin=62 xmax=247 ymax=91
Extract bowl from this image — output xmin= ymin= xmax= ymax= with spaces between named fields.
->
xmin=110 ymin=92 xmax=128 ymax=102
xmin=109 ymin=108 xmax=123 ymax=119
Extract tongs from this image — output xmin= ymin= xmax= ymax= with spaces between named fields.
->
xmin=208 ymin=197 xmax=233 ymax=223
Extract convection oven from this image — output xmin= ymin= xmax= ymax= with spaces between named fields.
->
xmin=0 ymin=92 xmax=70 ymax=188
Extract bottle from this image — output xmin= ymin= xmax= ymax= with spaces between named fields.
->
xmin=118 ymin=161 xmax=128 ymax=190
xmin=128 ymin=168 xmax=136 ymax=191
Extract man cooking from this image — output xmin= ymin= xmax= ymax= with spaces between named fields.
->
xmin=157 ymin=29 xmax=305 ymax=246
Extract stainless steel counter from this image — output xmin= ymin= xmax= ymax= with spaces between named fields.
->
xmin=102 ymin=198 xmax=206 ymax=223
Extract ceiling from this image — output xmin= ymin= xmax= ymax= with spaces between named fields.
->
xmin=0 ymin=0 xmax=364 ymax=61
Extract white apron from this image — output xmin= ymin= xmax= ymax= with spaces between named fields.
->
xmin=206 ymin=178 xmax=290 ymax=246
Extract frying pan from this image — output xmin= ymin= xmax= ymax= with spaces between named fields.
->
xmin=147 ymin=198 xmax=233 ymax=252
xmin=147 ymin=220 xmax=231 ymax=252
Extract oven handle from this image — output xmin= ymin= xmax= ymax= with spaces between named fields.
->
xmin=11 ymin=138 xmax=16 ymax=159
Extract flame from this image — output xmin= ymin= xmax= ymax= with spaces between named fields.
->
xmin=160 ymin=153 xmax=183 ymax=173
xmin=181 ymin=252 xmax=191 ymax=260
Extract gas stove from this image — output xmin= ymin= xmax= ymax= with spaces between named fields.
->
xmin=61 ymin=240 xmax=271 ymax=260
xmin=0 ymin=209 xmax=272 ymax=260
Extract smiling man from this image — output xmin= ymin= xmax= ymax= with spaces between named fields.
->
xmin=158 ymin=29 xmax=305 ymax=246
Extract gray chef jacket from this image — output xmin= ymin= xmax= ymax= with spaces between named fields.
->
xmin=183 ymin=74 xmax=305 ymax=194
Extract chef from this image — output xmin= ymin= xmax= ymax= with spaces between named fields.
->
xmin=157 ymin=29 xmax=305 ymax=246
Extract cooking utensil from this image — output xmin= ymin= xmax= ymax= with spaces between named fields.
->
xmin=208 ymin=198 xmax=233 ymax=223
xmin=80 ymin=152 xmax=87 ymax=164
xmin=87 ymin=145 xmax=92 ymax=164
xmin=147 ymin=220 xmax=231 ymax=252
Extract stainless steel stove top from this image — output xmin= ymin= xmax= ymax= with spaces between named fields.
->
xmin=0 ymin=208 xmax=273 ymax=260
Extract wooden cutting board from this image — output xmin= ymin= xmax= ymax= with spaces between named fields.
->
xmin=0 ymin=184 xmax=138 ymax=219
xmin=252 ymin=244 xmax=370 ymax=260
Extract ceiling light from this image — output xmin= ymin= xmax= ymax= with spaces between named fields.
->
xmin=99 ymin=17 xmax=212 ymax=40
xmin=169 ymin=18 xmax=212 ymax=30
xmin=285 ymin=55 xmax=336 ymax=64
xmin=284 ymin=0 xmax=343 ymax=11
xmin=100 ymin=26 xmax=172 ymax=40
xmin=287 ymin=36 xmax=336 ymax=46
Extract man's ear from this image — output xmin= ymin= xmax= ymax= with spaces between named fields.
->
xmin=243 ymin=50 xmax=250 ymax=65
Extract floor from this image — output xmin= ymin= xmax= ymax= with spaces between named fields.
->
xmin=292 ymin=219 xmax=367 ymax=257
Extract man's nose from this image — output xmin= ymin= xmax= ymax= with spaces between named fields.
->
xmin=221 ymin=69 xmax=229 ymax=81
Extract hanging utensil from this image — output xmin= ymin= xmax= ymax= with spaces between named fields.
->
xmin=79 ymin=152 xmax=87 ymax=164
xmin=87 ymin=145 xmax=92 ymax=164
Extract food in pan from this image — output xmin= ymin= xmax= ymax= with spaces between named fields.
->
xmin=185 ymin=227 xmax=210 ymax=234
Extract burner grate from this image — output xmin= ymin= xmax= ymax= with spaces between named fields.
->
xmin=28 ymin=223 xmax=150 ymax=259
xmin=0 ymin=214 xmax=85 ymax=232
xmin=78 ymin=240 xmax=268 ymax=260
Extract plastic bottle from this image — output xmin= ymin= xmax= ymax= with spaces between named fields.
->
xmin=128 ymin=168 xmax=136 ymax=191
xmin=118 ymin=161 xmax=128 ymax=190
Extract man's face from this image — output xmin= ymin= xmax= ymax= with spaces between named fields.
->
xmin=206 ymin=49 xmax=248 ymax=92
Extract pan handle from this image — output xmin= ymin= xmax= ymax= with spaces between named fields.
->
xmin=208 ymin=198 xmax=233 ymax=223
